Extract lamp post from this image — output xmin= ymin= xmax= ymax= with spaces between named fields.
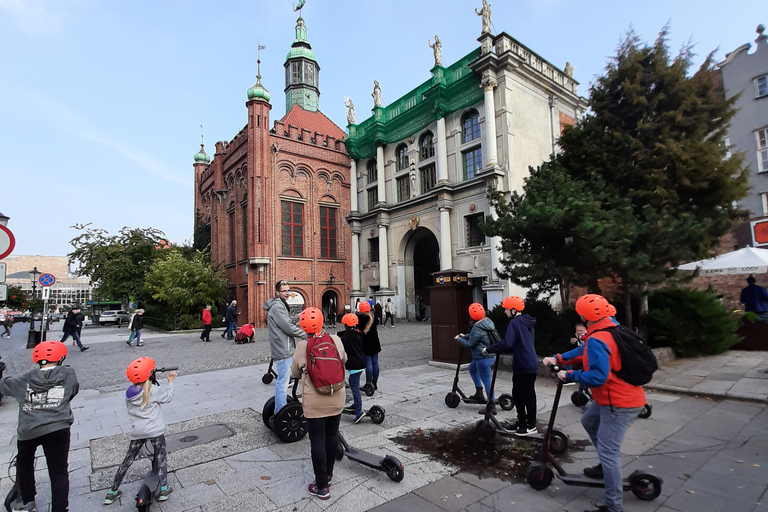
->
xmin=329 ymin=268 xmax=335 ymax=284
xmin=0 ymin=212 xmax=9 ymax=227
xmin=26 ymin=266 xmax=41 ymax=349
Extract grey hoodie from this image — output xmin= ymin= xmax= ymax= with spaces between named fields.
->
xmin=125 ymin=382 xmax=175 ymax=440
xmin=0 ymin=365 xmax=79 ymax=441
xmin=262 ymin=297 xmax=306 ymax=360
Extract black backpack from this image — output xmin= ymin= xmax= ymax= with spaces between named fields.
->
xmin=488 ymin=328 xmax=502 ymax=344
xmin=596 ymin=325 xmax=657 ymax=386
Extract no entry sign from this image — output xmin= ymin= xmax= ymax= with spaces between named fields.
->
xmin=0 ymin=225 xmax=15 ymax=260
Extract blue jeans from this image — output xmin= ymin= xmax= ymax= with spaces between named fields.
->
xmin=225 ymin=321 xmax=237 ymax=338
xmin=60 ymin=331 xmax=83 ymax=349
xmin=581 ymin=401 xmax=643 ymax=512
xmin=365 ymin=354 xmax=379 ymax=386
xmin=468 ymin=357 xmax=494 ymax=401
xmin=135 ymin=329 xmax=142 ymax=345
xmin=274 ymin=357 xmax=293 ymax=413
xmin=348 ymin=370 xmax=363 ymax=412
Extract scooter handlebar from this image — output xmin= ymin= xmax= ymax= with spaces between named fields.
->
xmin=547 ymin=363 xmax=561 ymax=373
xmin=156 ymin=366 xmax=178 ymax=373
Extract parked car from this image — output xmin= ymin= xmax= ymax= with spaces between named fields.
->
xmin=99 ymin=310 xmax=130 ymax=325
xmin=12 ymin=313 xmax=29 ymax=323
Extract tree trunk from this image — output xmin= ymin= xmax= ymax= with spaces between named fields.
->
xmin=623 ymin=288 xmax=633 ymax=329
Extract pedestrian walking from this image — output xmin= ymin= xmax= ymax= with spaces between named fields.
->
xmin=339 ymin=313 xmax=367 ymax=423
xmin=291 ymin=308 xmax=347 ymax=500
xmin=326 ymin=297 xmax=336 ymax=328
xmin=357 ymin=301 xmax=381 ymax=395
xmin=373 ymin=300 xmax=383 ymax=326
xmin=75 ymin=309 xmax=85 ymax=337
xmin=60 ymin=307 xmax=88 ymax=352
xmin=129 ymin=310 xmax=144 ymax=347
xmin=262 ymin=280 xmax=307 ymax=421
xmin=543 ymin=294 xmax=647 ymax=512
xmin=0 ymin=341 xmax=79 ymax=512
xmin=384 ymin=298 xmax=395 ymax=327
xmin=456 ymin=303 xmax=496 ymax=414
xmin=222 ymin=301 xmax=239 ymax=340
xmin=103 ymin=357 xmax=175 ymax=505
xmin=2 ymin=314 xmax=14 ymax=337
xmin=126 ymin=311 xmax=138 ymax=346
xmin=200 ymin=305 xmax=212 ymax=342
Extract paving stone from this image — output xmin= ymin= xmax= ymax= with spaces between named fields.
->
xmin=413 ymin=475 xmax=493 ymax=512
xmin=369 ymin=492 xmax=446 ymax=512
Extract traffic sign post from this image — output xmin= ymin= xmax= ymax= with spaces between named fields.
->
xmin=42 ymin=287 xmax=50 ymax=300
xmin=0 ymin=262 xmax=6 ymax=282
xmin=39 ymin=274 xmax=56 ymax=287
xmin=0 ymin=284 xmax=6 ymax=302
xmin=0 ymin=225 xmax=15 ymax=260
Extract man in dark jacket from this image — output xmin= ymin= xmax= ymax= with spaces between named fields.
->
xmin=60 ymin=307 xmax=88 ymax=352
xmin=484 ymin=296 xmax=537 ymax=435
xmin=222 ymin=300 xmax=238 ymax=340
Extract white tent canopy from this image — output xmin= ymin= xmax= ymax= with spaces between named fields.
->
xmin=677 ymin=247 xmax=768 ymax=275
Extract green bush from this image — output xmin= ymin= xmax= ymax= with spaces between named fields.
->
xmin=645 ymin=287 xmax=740 ymax=357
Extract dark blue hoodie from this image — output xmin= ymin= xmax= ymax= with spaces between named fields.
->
xmin=486 ymin=313 xmax=538 ymax=374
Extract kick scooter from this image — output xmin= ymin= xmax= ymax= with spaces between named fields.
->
xmin=336 ymin=431 xmax=404 ymax=482
xmin=342 ymin=405 xmax=386 ymax=424
xmin=526 ymin=364 xmax=662 ymax=500
xmin=262 ymin=358 xmax=278 ymax=384
xmin=444 ymin=346 xmax=514 ymax=411
xmin=571 ymin=385 xmax=652 ymax=419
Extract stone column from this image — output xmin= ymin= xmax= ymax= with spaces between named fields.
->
xmin=439 ymin=207 xmax=453 ymax=270
xmin=483 ymin=80 xmax=498 ymax=166
xmin=376 ymin=145 xmax=386 ymax=204
xmin=378 ymin=223 xmax=389 ymax=288
xmin=436 ymin=116 xmax=448 ymax=182
xmin=351 ymin=227 xmax=361 ymax=291
xmin=350 ymin=159 xmax=358 ymax=212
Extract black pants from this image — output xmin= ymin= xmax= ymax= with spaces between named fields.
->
xmin=512 ymin=373 xmax=538 ymax=428
xmin=201 ymin=324 xmax=211 ymax=341
xmin=17 ymin=428 xmax=70 ymax=512
xmin=385 ymin=312 xmax=394 ymax=326
xmin=306 ymin=415 xmax=341 ymax=489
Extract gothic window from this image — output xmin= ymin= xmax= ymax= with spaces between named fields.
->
xmin=420 ymin=131 xmax=435 ymax=161
xmin=228 ymin=211 xmax=236 ymax=263
xmin=420 ymin=163 xmax=436 ymax=193
xmin=395 ymin=143 xmax=409 ymax=172
xmin=462 ymin=109 xmax=481 ymax=143
xmin=366 ymin=160 xmax=378 ymax=183
xmin=320 ymin=206 xmax=337 ymax=258
xmin=396 ymin=175 xmax=410 ymax=202
xmin=281 ymin=201 xmax=304 ymax=257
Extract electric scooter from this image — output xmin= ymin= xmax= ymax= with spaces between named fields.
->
xmin=342 ymin=404 xmax=386 ymax=424
xmin=526 ymin=364 xmax=662 ymax=501
xmin=262 ymin=376 xmax=308 ymax=443
xmin=476 ymin=357 xmax=569 ymax=453
xmin=262 ymin=358 xmax=278 ymax=384
xmin=571 ymin=385 xmax=652 ymax=419
xmin=335 ymin=431 xmax=404 ymax=482
xmin=444 ymin=346 xmax=514 ymax=411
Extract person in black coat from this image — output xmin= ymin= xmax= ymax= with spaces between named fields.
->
xmin=356 ymin=304 xmax=381 ymax=395
xmin=338 ymin=314 xmax=367 ymax=423
xmin=60 ymin=307 xmax=88 ymax=352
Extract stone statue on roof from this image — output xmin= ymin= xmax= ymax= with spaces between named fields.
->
xmin=344 ymin=96 xmax=356 ymax=125
xmin=429 ymin=35 xmax=443 ymax=66
xmin=475 ymin=0 xmax=492 ymax=35
xmin=564 ymin=61 xmax=574 ymax=77
xmin=372 ymin=80 xmax=382 ymax=107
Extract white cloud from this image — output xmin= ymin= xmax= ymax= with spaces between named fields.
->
xmin=0 ymin=0 xmax=63 ymax=35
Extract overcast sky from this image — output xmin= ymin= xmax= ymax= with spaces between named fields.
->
xmin=0 ymin=0 xmax=761 ymax=259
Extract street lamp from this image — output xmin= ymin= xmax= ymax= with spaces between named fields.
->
xmin=329 ymin=268 xmax=335 ymax=284
xmin=0 ymin=212 xmax=9 ymax=227
xmin=26 ymin=266 xmax=41 ymax=349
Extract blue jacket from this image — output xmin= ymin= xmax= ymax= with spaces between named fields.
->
xmin=486 ymin=313 xmax=538 ymax=374
xmin=457 ymin=317 xmax=495 ymax=360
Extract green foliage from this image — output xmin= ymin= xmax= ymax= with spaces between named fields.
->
xmin=193 ymin=210 xmax=212 ymax=256
xmin=486 ymin=304 xmax=509 ymax=337
xmin=2 ymin=286 xmax=27 ymax=310
xmin=644 ymin=287 xmax=740 ymax=357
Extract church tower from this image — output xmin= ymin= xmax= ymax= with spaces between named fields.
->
xmin=284 ymin=16 xmax=320 ymax=113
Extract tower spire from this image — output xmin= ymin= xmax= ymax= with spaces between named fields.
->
xmin=193 ymin=123 xmax=211 ymax=164
xmin=247 ymin=40 xmax=271 ymax=103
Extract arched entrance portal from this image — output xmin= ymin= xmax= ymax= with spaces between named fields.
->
xmin=403 ymin=228 xmax=440 ymax=320
xmin=321 ymin=290 xmax=339 ymax=327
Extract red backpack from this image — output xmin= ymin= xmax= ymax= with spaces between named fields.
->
xmin=306 ymin=333 xmax=345 ymax=395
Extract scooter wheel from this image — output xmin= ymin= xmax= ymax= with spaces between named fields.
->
xmin=382 ymin=455 xmax=404 ymax=482
xmin=630 ymin=472 xmax=662 ymax=501
xmin=262 ymin=373 xmax=274 ymax=384
xmin=498 ymin=393 xmax=514 ymax=411
xmin=476 ymin=419 xmax=496 ymax=442
xmin=369 ymin=405 xmax=386 ymax=424
xmin=571 ymin=390 xmax=589 ymax=407
xmin=363 ymin=384 xmax=375 ymax=397
xmin=526 ymin=465 xmax=554 ymax=490
xmin=639 ymin=403 xmax=653 ymax=419
xmin=262 ymin=397 xmax=276 ymax=428
xmin=444 ymin=392 xmax=460 ymax=409
xmin=273 ymin=402 xmax=308 ymax=443
xmin=549 ymin=430 xmax=568 ymax=454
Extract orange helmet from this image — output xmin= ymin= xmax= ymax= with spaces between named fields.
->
xmin=468 ymin=303 xmax=486 ymax=321
xmin=606 ymin=303 xmax=617 ymax=318
xmin=575 ymin=294 xmax=610 ymax=322
xmin=502 ymin=296 xmax=525 ymax=312
xmin=32 ymin=341 xmax=67 ymax=365
xmin=299 ymin=307 xmax=324 ymax=335
xmin=358 ymin=301 xmax=371 ymax=313
xmin=342 ymin=313 xmax=359 ymax=327
xmin=126 ymin=357 xmax=156 ymax=384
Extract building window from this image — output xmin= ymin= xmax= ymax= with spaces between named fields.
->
xmin=762 ymin=192 xmax=768 ymax=216
xmin=320 ymin=206 xmax=337 ymax=258
xmin=304 ymin=61 xmax=315 ymax=86
xmin=756 ymin=75 xmax=768 ymax=98
xmin=463 ymin=147 xmax=483 ymax=180
xmin=758 ymin=128 xmax=768 ymax=173
xmin=281 ymin=201 xmax=304 ymax=257
xmin=462 ymin=109 xmax=481 ymax=143
xmin=241 ymin=205 xmax=248 ymax=259
xmin=420 ymin=131 xmax=435 ymax=161
xmin=396 ymin=175 xmax=410 ymax=202
xmin=396 ymin=144 xmax=409 ymax=172
xmin=421 ymin=163 xmax=436 ymax=193
xmin=367 ymin=188 xmax=378 ymax=210
xmin=369 ymin=237 xmax=379 ymax=263
xmin=366 ymin=160 xmax=378 ymax=184
xmin=228 ymin=211 xmax=236 ymax=263
xmin=466 ymin=214 xmax=485 ymax=247
xmin=291 ymin=62 xmax=301 ymax=84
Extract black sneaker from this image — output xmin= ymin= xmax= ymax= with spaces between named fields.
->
xmin=583 ymin=463 xmax=604 ymax=479
xmin=80 ymin=346 xmax=89 ymax=352
xmin=126 ymin=340 xmax=132 ymax=346
xmin=307 ymin=483 xmax=330 ymax=500
xmin=343 ymin=406 xmax=356 ymax=414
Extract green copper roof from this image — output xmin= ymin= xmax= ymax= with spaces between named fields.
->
xmin=286 ymin=45 xmax=317 ymax=63
xmin=247 ymin=75 xmax=271 ymax=102
xmin=194 ymin=144 xmax=211 ymax=164
xmin=286 ymin=17 xmax=317 ymax=62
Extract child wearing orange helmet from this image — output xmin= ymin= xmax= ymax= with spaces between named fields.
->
xmin=455 ymin=303 xmax=497 ymax=414
xmin=356 ymin=300 xmax=381 ymax=395
xmin=1 ymin=341 xmax=79 ymax=512
xmin=339 ymin=313 xmax=367 ymax=423
xmin=103 ymin=358 xmax=177 ymax=505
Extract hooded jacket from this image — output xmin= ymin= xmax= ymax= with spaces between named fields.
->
xmin=125 ymin=382 xmax=175 ymax=440
xmin=0 ymin=365 xmax=79 ymax=441
xmin=262 ymin=297 xmax=306 ymax=360
xmin=486 ymin=313 xmax=538 ymax=374
xmin=457 ymin=317 xmax=496 ymax=360
xmin=338 ymin=328 xmax=366 ymax=371
xmin=356 ymin=312 xmax=381 ymax=356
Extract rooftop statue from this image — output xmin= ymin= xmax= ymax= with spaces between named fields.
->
xmin=429 ymin=35 xmax=443 ymax=66
xmin=344 ymin=97 xmax=356 ymax=125
xmin=564 ymin=61 xmax=574 ymax=77
xmin=372 ymin=80 xmax=382 ymax=107
xmin=475 ymin=0 xmax=492 ymax=35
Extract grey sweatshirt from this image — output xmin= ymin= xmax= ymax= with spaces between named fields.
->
xmin=125 ymin=382 xmax=175 ymax=440
xmin=262 ymin=297 xmax=306 ymax=360
xmin=0 ymin=365 xmax=79 ymax=441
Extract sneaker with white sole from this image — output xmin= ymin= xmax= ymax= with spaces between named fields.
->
xmin=156 ymin=486 xmax=172 ymax=501
xmin=307 ymin=483 xmax=330 ymax=500
xmin=354 ymin=410 xmax=367 ymax=424
xmin=103 ymin=489 xmax=122 ymax=505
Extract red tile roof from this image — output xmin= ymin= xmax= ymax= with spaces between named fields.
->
xmin=280 ymin=105 xmax=346 ymax=140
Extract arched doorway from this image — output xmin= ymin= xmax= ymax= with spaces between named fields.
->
xmin=403 ymin=228 xmax=440 ymax=320
xmin=321 ymin=290 xmax=339 ymax=326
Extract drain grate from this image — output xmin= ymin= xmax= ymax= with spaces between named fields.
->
xmin=139 ymin=424 xmax=236 ymax=457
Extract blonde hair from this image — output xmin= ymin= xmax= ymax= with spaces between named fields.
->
xmin=140 ymin=380 xmax=152 ymax=409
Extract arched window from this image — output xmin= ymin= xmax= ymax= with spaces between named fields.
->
xmin=366 ymin=160 xmax=378 ymax=183
xmin=462 ymin=109 xmax=481 ymax=144
xmin=420 ymin=131 xmax=435 ymax=161
xmin=395 ymin=144 xmax=409 ymax=172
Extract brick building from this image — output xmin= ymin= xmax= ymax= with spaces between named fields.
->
xmin=193 ymin=15 xmax=351 ymax=328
